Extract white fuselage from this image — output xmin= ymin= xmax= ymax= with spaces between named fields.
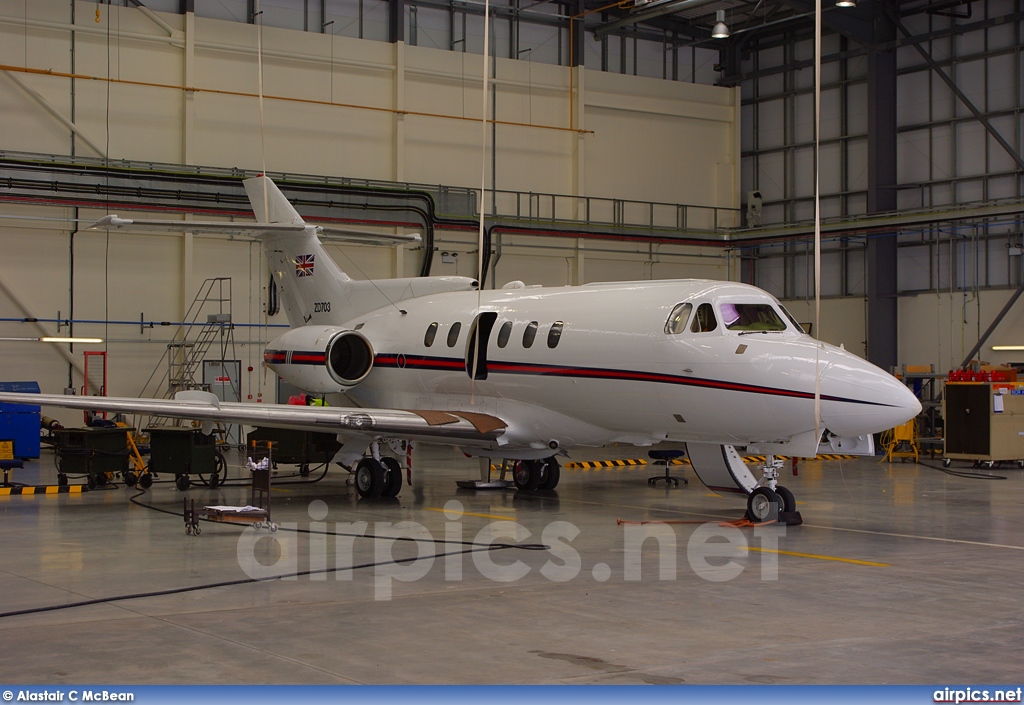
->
xmin=266 ymin=278 xmax=921 ymax=457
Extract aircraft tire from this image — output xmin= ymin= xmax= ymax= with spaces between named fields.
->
xmin=513 ymin=460 xmax=542 ymax=491
xmin=746 ymin=487 xmax=781 ymax=523
xmin=355 ymin=458 xmax=385 ymax=498
xmin=538 ymin=457 xmax=561 ymax=490
xmin=774 ymin=485 xmax=796 ymax=514
xmin=380 ymin=457 xmax=403 ymax=497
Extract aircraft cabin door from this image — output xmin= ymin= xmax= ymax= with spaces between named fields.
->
xmin=465 ymin=312 xmax=498 ymax=380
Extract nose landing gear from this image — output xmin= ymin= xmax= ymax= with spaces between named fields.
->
xmin=746 ymin=455 xmax=802 ymax=525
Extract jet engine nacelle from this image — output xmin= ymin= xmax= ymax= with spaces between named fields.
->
xmin=263 ymin=325 xmax=374 ymax=393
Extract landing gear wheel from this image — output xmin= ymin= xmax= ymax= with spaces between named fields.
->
xmin=175 ymin=475 xmax=191 ymax=492
xmin=380 ymin=457 xmax=403 ymax=498
xmin=537 ymin=457 xmax=561 ymax=490
xmin=57 ymin=473 xmax=68 ymax=487
xmin=513 ymin=460 xmax=542 ymax=491
xmin=747 ymin=487 xmax=781 ymax=523
xmin=355 ymin=458 xmax=386 ymax=499
xmin=139 ymin=473 xmax=153 ymax=489
xmin=774 ymin=485 xmax=796 ymax=514
xmin=123 ymin=470 xmax=137 ymax=487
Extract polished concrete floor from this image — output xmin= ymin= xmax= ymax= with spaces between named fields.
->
xmin=0 ymin=444 xmax=1021 ymax=685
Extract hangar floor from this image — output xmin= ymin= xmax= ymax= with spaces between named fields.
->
xmin=0 ymin=444 xmax=1020 ymax=685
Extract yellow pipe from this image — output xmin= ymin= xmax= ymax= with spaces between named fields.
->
xmin=0 ymin=63 xmax=592 ymax=135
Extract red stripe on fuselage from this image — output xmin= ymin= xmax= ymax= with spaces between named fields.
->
xmin=371 ymin=353 xmax=889 ymax=407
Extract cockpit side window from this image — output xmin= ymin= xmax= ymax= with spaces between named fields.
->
xmin=664 ymin=303 xmax=692 ymax=335
xmin=690 ymin=303 xmax=718 ymax=333
xmin=780 ymin=306 xmax=806 ymax=334
xmin=720 ymin=303 xmax=787 ymax=332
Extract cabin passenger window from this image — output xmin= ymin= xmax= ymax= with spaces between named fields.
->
xmin=496 ymin=321 xmax=513 ymax=348
xmin=424 ymin=322 xmax=438 ymax=347
xmin=664 ymin=303 xmax=692 ymax=335
xmin=720 ymin=303 xmax=787 ymax=332
xmin=523 ymin=321 xmax=539 ymax=348
xmin=690 ymin=303 xmax=718 ymax=333
xmin=547 ymin=322 xmax=564 ymax=349
xmin=447 ymin=322 xmax=462 ymax=347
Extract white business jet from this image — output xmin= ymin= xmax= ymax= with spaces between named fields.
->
xmin=0 ymin=177 xmax=920 ymax=522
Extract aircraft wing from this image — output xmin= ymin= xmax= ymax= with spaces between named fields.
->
xmin=0 ymin=392 xmax=506 ymax=446
xmin=90 ymin=216 xmax=420 ymax=245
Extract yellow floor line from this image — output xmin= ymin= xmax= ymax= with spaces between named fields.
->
xmin=425 ymin=507 xmax=517 ymax=521
xmin=744 ymin=546 xmax=890 ymax=567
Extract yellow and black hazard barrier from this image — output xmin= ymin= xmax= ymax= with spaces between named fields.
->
xmin=565 ymin=454 xmax=857 ymax=470
xmin=565 ymin=459 xmax=654 ymax=469
xmin=0 ymin=485 xmax=88 ymax=496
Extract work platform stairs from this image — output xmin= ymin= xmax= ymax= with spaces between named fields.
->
xmin=137 ymin=278 xmax=237 ymax=431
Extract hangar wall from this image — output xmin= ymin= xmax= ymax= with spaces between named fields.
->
xmin=0 ymin=1 xmax=740 ymax=421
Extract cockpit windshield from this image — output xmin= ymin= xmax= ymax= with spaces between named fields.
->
xmin=719 ymin=303 xmax=787 ymax=332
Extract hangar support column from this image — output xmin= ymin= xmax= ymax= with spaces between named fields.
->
xmin=390 ymin=0 xmax=406 ymax=43
xmin=571 ymin=0 xmax=586 ymax=215
xmin=865 ymin=2 xmax=897 ymax=371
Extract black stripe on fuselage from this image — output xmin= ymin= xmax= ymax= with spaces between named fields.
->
xmin=372 ymin=353 xmax=894 ymax=408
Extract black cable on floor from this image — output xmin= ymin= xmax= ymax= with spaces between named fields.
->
xmin=918 ymin=459 xmax=1007 ymax=480
xmin=4 ymin=488 xmax=550 ymax=620
xmin=128 ymin=489 xmax=550 ymax=549
xmin=0 ymin=544 xmax=516 ymax=620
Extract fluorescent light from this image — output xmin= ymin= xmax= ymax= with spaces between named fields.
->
xmin=712 ymin=11 xmax=729 ymax=39
xmin=991 ymin=345 xmax=1024 ymax=351
xmin=40 ymin=337 xmax=104 ymax=344
xmin=836 ymin=0 xmax=856 ymax=6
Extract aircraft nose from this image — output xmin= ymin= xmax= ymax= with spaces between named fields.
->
xmin=819 ymin=352 xmax=922 ymax=437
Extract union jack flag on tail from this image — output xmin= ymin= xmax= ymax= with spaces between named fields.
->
xmin=295 ymin=254 xmax=315 ymax=277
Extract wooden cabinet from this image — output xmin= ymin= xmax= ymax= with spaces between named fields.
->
xmin=944 ymin=382 xmax=1024 ymax=463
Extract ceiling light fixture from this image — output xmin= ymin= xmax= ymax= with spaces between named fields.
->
xmin=711 ymin=10 xmax=730 ymax=38
xmin=835 ymin=0 xmax=856 ymax=7
xmin=40 ymin=337 xmax=104 ymax=344
xmin=991 ymin=345 xmax=1024 ymax=351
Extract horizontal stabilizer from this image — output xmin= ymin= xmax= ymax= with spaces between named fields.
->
xmin=89 ymin=216 xmax=419 ymax=245
xmin=90 ymin=215 xmax=304 ymax=236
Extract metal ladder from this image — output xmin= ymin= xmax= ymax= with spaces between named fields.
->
xmin=137 ymin=278 xmax=237 ymax=429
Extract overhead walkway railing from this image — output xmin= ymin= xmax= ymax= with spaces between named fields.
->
xmin=0 ymin=150 xmax=740 ymax=239
xmin=2 ymin=151 xmax=1022 ymax=251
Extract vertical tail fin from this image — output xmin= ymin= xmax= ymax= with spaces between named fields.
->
xmin=243 ymin=176 xmax=353 ymax=329
xmin=244 ymin=176 xmax=306 ymax=225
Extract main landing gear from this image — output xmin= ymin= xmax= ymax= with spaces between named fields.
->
xmin=511 ymin=457 xmax=561 ymax=491
xmin=745 ymin=455 xmax=801 ymax=525
xmin=354 ymin=453 xmax=403 ymax=499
